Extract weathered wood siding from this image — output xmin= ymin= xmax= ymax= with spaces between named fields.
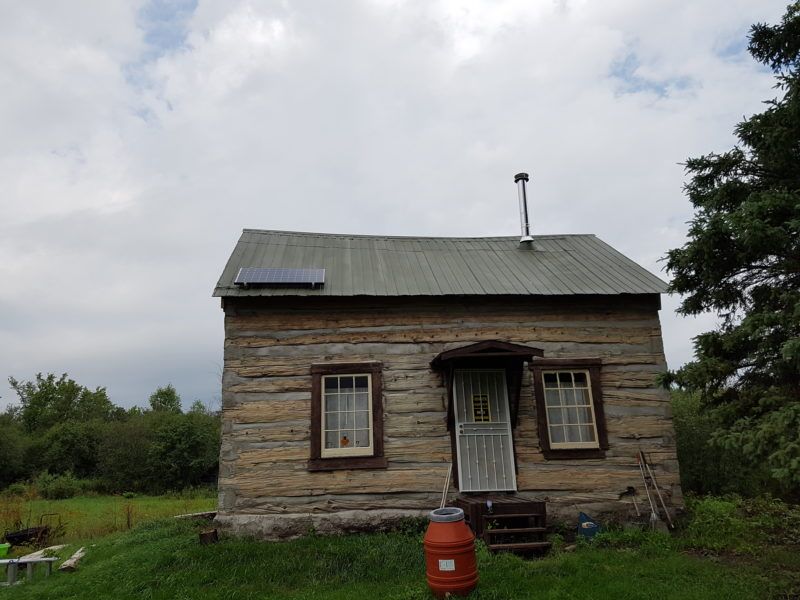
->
xmin=218 ymin=296 xmax=680 ymax=517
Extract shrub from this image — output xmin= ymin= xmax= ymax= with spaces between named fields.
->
xmin=671 ymin=390 xmax=777 ymax=496
xmin=3 ymin=482 xmax=28 ymax=497
xmin=35 ymin=471 xmax=81 ymax=500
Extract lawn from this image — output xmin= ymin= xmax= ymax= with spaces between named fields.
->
xmin=1 ymin=495 xmax=798 ymax=599
xmin=1 ymin=502 xmax=798 ymax=600
xmin=0 ymin=492 xmax=215 ymax=544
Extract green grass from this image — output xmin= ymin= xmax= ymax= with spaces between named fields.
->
xmin=0 ymin=517 xmax=797 ymax=600
xmin=1 ymin=495 xmax=798 ymax=599
xmin=0 ymin=492 xmax=215 ymax=544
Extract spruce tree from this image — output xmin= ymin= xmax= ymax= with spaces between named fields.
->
xmin=666 ymin=3 xmax=800 ymax=487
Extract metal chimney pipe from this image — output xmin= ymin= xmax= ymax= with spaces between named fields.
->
xmin=515 ymin=172 xmax=533 ymax=243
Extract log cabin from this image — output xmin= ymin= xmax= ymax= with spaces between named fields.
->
xmin=213 ymin=177 xmax=682 ymax=546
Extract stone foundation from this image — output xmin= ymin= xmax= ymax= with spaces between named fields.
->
xmin=214 ymin=508 xmax=429 ymax=540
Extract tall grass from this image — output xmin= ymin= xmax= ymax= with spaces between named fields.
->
xmin=0 ymin=493 xmax=215 ymax=543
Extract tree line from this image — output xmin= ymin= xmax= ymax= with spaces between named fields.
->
xmin=0 ymin=373 xmax=220 ymax=496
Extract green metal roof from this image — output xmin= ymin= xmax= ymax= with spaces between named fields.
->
xmin=213 ymin=229 xmax=668 ymax=298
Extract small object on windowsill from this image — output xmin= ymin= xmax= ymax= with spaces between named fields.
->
xmin=340 ymin=435 xmax=350 ymax=447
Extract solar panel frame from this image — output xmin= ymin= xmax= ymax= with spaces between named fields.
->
xmin=234 ymin=267 xmax=325 ymax=288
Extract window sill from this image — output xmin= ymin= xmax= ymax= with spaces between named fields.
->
xmin=307 ymin=456 xmax=388 ymax=472
xmin=541 ymin=448 xmax=606 ymax=460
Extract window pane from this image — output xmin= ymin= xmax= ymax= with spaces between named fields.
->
xmin=547 ymin=407 xmax=564 ymax=424
xmin=339 ymin=430 xmax=354 ymax=448
xmin=354 ymin=376 xmax=369 ymax=392
xmin=340 ymin=377 xmax=355 ymax=391
xmin=355 ymin=392 xmax=369 ymax=411
xmin=574 ymin=388 xmax=590 ymax=405
xmin=543 ymin=373 xmax=558 ymax=388
xmin=573 ymin=372 xmax=588 ymax=387
xmin=566 ymin=407 xmax=579 ymax=425
xmin=325 ymin=431 xmax=338 ymax=449
xmin=325 ymin=412 xmax=339 ymax=430
xmin=580 ymin=425 xmax=596 ymax=442
xmin=544 ymin=389 xmax=561 ymax=406
xmin=355 ymin=411 xmax=370 ymax=429
xmin=340 ymin=412 xmax=354 ymax=429
xmin=558 ymin=372 xmax=572 ymax=386
xmin=562 ymin=389 xmax=576 ymax=406
xmin=354 ymin=429 xmax=370 ymax=447
xmin=342 ymin=393 xmax=354 ymax=412
xmin=325 ymin=395 xmax=339 ymax=412
xmin=576 ymin=406 xmax=593 ymax=424
xmin=565 ymin=425 xmax=582 ymax=443
xmin=324 ymin=377 xmax=338 ymax=392
xmin=549 ymin=426 xmax=565 ymax=443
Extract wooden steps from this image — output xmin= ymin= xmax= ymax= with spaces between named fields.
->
xmin=485 ymin=542 xmax=552 ymax=552
xmin=454 ymin=495 xmax=552 ymax=556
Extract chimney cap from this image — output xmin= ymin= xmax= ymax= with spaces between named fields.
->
xmin=514 ymin=172 xmax=529 ymax=183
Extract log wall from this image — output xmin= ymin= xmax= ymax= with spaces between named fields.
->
xmin=217 ymin=295 xmax=681 ymax=526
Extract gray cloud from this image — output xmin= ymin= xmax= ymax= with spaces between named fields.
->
xmin=0 ymin=0 xmax=787 ymax=408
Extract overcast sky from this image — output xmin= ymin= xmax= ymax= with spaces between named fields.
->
xmin=0 ymin=0 xmax=787 ymax=410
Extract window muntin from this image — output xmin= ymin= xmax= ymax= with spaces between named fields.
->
xmin=321 ymin=374 xmax=373 ymax=457
xmin=541 ymin=370 xmax=599 ymax=449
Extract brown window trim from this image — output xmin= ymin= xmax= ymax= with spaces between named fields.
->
xmin=530 ymin=359 xmax=608 ymax=460
xmin=308 ymin=362 xmax=387 ymax=472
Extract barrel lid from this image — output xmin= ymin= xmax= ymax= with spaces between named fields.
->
xmin=429 ymin=507 xmax=465 ymax=523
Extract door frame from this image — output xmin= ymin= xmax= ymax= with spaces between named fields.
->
xmin=452 ymin=368 xmax=518 ymax=492
xmin=430 ymin=340 xmax=544 ymax=491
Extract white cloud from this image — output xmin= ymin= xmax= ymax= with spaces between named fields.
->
xmin=0 ymin=0 xmax=788 ymax=408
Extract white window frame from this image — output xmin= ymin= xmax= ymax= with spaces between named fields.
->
xmin=541 ymin=369 xmax=600 ymax=450
xmin=320 ymin=373 xmax=374 ymax=458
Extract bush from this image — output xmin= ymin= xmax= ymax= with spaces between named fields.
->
xmin=35 ymin=471 xmax=81 ymax=500
xmin=671 ymin=390 xmax=776 ymax=496
xmin=3 ymin=482 xmax=28 ymax=497
xmin=680 ymin=495 xmax=800 ymax=553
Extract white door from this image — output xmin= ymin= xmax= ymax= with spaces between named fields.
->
xmin=453 ymin=369 xmax=517 ymax=492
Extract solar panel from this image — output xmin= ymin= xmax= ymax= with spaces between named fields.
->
xmin=234 ymin=267 xmax=325 ymax=288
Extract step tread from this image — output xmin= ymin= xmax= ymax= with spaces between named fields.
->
xmin=485 ymin=527 xmax=547 ymax=535
xmin=488 ymin=542 xmax=552 ymax=551
xmin=482 ymin=513 xmax=544 ymax=519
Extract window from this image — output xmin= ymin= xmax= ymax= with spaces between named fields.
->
xmin=308 ymin=362 xmax=387 ymax=471
xmin=322 ymin=374 xmax=373 ymax=457
xmin=541 ymin=371 xmax=598 ymax=448
xmin=531 ymin=360 xmax=608 ymax=459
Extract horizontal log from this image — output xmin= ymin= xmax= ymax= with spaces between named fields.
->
xmin=384 ymin=391 xmax=447 ymax=414
xmin=384 ymin=438 xmax=452 ymax=463
xmin=227 ymin=400 xmax=309 ymax=424
xmin=600 ymin=371 xmax=660 ymax=389
xmin=384 ymin=413 xmax=448 ymax=437
xmin=605 ymin=415 xmax=675 ymax=439
xmin=227 ymin=376 xmax=312 ymax=394
xmin=221 ymin=466 xmax=448 ymax=497
xmin=224 ymin=353 xmax=666 ymax=380
xmin=233 ymin=492 xmax=444 ymax=513
xmin=225 ymin=341 xmax=659 ymax=361
xmin=226 ymin=309 xmax=660 ymax=333
xmin=228 ymin=421 xmax=310 ymax=443
xmin=226 ymin=325 xmax=659 ymax=349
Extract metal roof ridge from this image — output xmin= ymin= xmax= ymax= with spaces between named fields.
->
xmin=241 ymin=228 xmax=597 ymax=241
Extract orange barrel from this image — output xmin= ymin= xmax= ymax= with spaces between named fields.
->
xmin=423 ymin=507 xmax=478 ymax=598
